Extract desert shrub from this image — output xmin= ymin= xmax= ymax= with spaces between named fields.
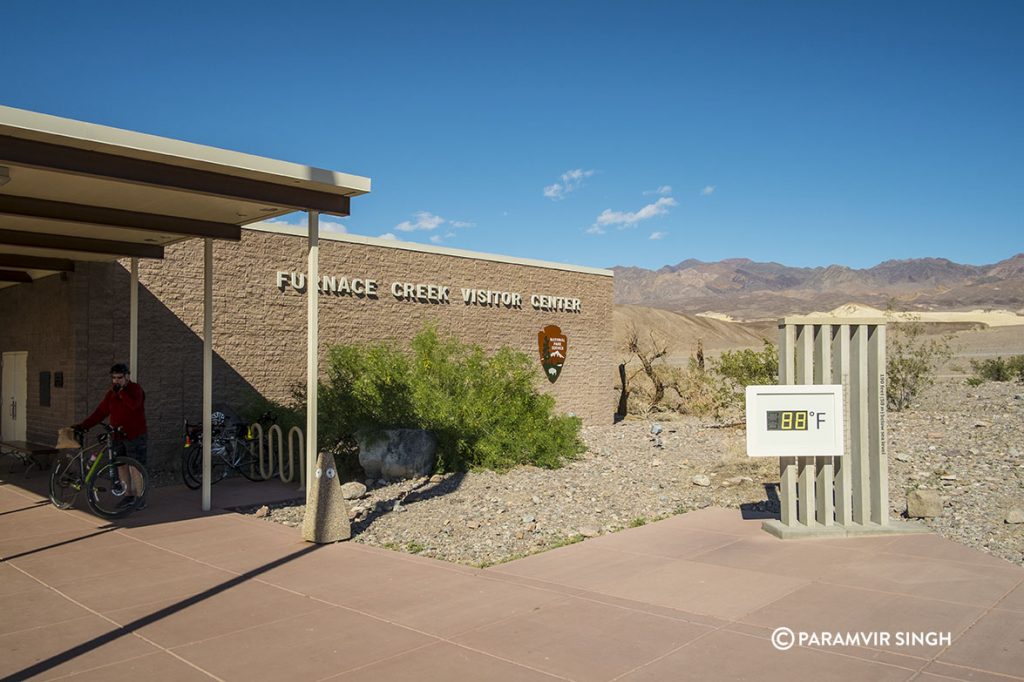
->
xmin=621 ymin=323 xmax=672 ymax=412
xmin=619 ymin=334 xmax=778 ymax=421
xmin=1004 ymin=355 xmax=1024 ymax=381
xmin=712 ymin=340 xmax=779 ymax=388
xmin=318 ymin=326 xmax=583 ymax=472
xmin=969 ymin=355 xmax=1024 ymax=383
xmin=886 ymin=317 xmax=953 ymax=411
xmin=672 ymin=358 xmax=735 ymax=418
xmin=625 ymin=364 xmax=683 ymax=416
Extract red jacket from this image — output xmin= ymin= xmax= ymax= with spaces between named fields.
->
xmin=81 ymin=382 xmax=148 ymax=439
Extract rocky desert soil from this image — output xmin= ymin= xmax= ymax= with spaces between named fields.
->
xmin=245 ymin=376 xmax=1023 ymax=568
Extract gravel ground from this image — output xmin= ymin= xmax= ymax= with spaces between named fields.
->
xmin=888 ymin=377 xmax=1023 ymax=565
xmin=242 ymin=378 xmax=1023 ymax=568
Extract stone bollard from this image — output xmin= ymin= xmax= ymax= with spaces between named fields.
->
xmin=302 ymin=451 xmax=352 ymax=543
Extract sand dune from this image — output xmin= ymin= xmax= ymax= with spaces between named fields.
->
xmin=813 ymin=303 xmax=1024 ymax=327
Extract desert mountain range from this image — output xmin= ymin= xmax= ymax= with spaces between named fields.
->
xmin=612 ymin=253 xmax=1024 ymax=320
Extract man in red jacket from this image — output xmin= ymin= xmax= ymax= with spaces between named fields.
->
xmin=75 ymin=362 xmax=148 ymax=509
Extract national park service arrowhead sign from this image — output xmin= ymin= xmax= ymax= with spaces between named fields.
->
xmin=538 ymin=325 xmax=568 ymax=383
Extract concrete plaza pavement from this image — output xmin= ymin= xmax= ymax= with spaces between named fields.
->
xmin=1 ymin=463 xmax=1022 ymax=681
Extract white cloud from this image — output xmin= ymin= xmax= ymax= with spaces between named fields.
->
xmin=649 ymin=231 xmax=668 ymax=240
xmin=644 ymin=185 xmax=673 ymax=196
xmin=701 ymin=185 xmax=716 ymax=196
xmin=585 ymin=225 xmax=606 ymax=235
xmin=395 ymin=211 xmax=445 ymax=232
xmin=429 ymin=231 xmax=459 ymax=245
xmin=378 ymin=232 xmax=398 ymax=240
xmin=266 ymin=215 xmax=348 ymax=233
xmin=593 ymin=196 xmax=677 ymax=230
xmin=543 ymin=168 xmax=595 ymax=200
xmin=394 ymin=211 xmax=474 ymax=238
xmin=319 ymin=219 xmax=348 ymax=234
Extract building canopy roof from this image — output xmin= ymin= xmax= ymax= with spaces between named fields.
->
xmin=0 ymin=105 xmax=371 ymax=288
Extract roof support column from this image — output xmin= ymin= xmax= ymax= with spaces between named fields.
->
xmin=202 ymin=239 xmax=213 ymax=512
xmin=129 ymin=257 xmax=138 ymax=382
xmin=306 ymin=211 xmax=319 ymax=500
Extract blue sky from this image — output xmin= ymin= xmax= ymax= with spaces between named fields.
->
xmin=3 ymin=1 xmax=1022 ymax=270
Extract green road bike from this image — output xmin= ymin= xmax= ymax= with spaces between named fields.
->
xmin=49 ymin=424 xmax=149 ymax=519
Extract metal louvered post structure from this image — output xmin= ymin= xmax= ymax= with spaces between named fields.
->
xmin=764 ymin=316 xmax=926 ymax=539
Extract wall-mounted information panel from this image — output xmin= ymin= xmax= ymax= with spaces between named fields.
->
xmin=746 ymin=384 xmax=844 ymax=457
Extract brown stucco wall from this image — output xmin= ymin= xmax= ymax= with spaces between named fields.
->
xmin=2 ymin=228 xmax=615 ymax=468
xmin=0 ymin=272 xmax=77 ymax=445
xmin=81 ymin=228 xmax=614 ymax=466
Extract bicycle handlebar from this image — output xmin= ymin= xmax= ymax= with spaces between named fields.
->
xmin=72 ymin=423 xmax=124 ymax=446
xmin=94 ymin=423 xmax=125 ymax=444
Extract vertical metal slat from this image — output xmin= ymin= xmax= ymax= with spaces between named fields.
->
xmin=832 ymin=324 xmax=853 ymax=526
xmin=814 ymin=324 xmax=834 ymax=526
xmin=795 ymin=325 xmax=815 ymax=526
xmin=849 ymin=325 xmax=870 ymax=525
xmin=867 ymin=325 xmax=888 ymax=526
xmin=778 ymin=323 xmax=798 ymax=527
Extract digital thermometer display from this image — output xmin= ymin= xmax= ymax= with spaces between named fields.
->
xmin=766 ymin=410 xmax=808 ymax=431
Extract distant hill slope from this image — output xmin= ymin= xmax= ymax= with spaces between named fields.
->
xmin=612 ymin=254 xmax=1024 ymax=319
xmin=613 ymin=305 xmax=775 ymax=363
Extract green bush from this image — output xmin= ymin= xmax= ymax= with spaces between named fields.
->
xmin=318 ymin=326 xmax=584 ymax=472
xmin=712 ymin=340 xmax=779 ymax=388
xmin=886 ymin=318 xmax=953 ymax=411
xmin=969 ymin=356 xmax=1024 ymax=383
xmin=239 ymin=393 xmax=305 ymax=435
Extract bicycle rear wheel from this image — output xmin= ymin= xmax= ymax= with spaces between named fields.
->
xmin=49 ymin=453 xmax=81 ymax=509
xmin=86 ymin=456 xmax=148 ymax=519
xmin=182 ymin=446 xmax=202 ymax=490
xmin=183 ymin=444 xmax=230 ymax=488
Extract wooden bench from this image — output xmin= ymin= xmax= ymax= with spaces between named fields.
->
xmin=0 ymin=441 xmax=60 ymax=477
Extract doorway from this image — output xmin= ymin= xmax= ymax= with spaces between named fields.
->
xmin=1 ymin=351 xmax=28 ymax=441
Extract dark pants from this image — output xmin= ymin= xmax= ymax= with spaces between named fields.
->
xmin=116 ymin=434 xmax=148 ymax=466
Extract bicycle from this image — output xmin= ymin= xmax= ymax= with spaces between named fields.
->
xmin=180 ymin=412 xmax=272 ymax=490
xmin=49 ymin=424 xmax=149 ymax=519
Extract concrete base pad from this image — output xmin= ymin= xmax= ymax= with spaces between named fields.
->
xmin=762 ymin=518 xmax=931 ymax=540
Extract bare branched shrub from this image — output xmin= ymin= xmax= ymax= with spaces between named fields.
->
xmin=622 ymin=323 xmax=672 ymax=412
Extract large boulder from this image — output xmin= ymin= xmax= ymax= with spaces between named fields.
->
xmin=357 ymin=429 xmax=437 ymax=480
xmin=340 ymin=481 xmax=367 ymax=500
xmin=906 ymin=489 xmax=943 ymax=518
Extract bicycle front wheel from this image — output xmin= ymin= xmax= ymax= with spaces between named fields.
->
xmin=86 ymin=456 xmax=148 ymax=519
xmin=231 ymin=440 xmax=265 ymax=482
xmin=49 ymin=453 xmax=81 ymax=509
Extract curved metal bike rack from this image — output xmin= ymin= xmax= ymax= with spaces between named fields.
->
xmin=251 ymin=422 xmax=306 ymax=489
